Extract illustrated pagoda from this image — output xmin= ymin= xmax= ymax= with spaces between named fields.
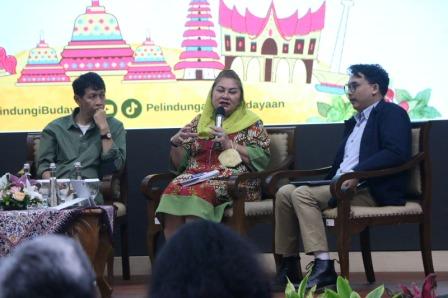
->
xmin=17 ymin=38 xmax=69 ymax=85
xmin=174 ymin=0 xmax=223 ymax=80
xmin=60 ymin=0 xmax=134 ymax=76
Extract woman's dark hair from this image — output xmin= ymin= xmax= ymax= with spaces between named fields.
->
xmin=347 ymin=64 xmax=389 ymax=96
xmin=150 ymin=220 xmax=271 ymax=298
xmin=211 ymin=69 xmax=244 ymax=102
xmin=72 ymin=72 xmax=106 ymax=97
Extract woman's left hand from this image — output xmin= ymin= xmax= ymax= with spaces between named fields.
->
xmin=210 ymin=127 xmax=232 ymax=150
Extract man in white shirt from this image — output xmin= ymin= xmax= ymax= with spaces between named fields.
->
xmin=272 ymin=64 xmax=412 ymax=291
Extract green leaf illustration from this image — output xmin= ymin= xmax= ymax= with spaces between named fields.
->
xmin=317 ymin=102 xmax=332 ymax=117
xmin=395 ymin=89 xmax=413 ymax=103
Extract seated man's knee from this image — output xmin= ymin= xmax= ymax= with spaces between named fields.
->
xmin=275 ymin=184 xmax=297 ymax=205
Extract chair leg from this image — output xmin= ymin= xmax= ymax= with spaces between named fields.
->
xmin=120 ymin=221 xmax=130 ymax=280
xmin=360 ymin=228 xmax=375 ymax=283
xmin=419 ymin=222 xmax=434 ymax=276
xmin=337 ymin=227 xmax=351 ymax=280
xmin=107 ymin=253 xmax=114 ymax=284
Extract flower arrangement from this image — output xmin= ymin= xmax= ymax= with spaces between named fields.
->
xmin=0 ymin=173 xmax=43 ymax=210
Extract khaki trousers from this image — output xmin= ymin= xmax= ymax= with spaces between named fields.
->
xmin=275 ymin=184 xmax=376 ymax=255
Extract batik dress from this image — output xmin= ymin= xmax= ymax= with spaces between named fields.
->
xmin=156 ymin=115 xmax=270 ymax=222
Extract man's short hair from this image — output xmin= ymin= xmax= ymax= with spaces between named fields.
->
xmin=0 ymin=235 xmax=96 ymax=298
xmin=72 ymin=72 xmax=106 ymax=97
xmin=348 ymin=64 xmax=389 ymax=96
xmin=150 ymin=220 xmax=271 ymax=298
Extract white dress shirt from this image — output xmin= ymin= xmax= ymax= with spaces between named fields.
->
xmin=336 ymin=102 xmax=379 ymax=176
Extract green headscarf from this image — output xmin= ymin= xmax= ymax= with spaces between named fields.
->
xmin=197 ymin=90 xmax=260 ymax=139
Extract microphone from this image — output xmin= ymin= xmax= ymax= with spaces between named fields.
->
xmin=215 ymin=106 xmax=225 ymax=128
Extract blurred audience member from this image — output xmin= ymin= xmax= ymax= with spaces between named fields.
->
xmin=0 ymin=235 xmax=97 ymax=298
xmin=150 ymin=220 xmax=271 ymax=298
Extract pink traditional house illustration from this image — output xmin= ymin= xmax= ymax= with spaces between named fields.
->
xmin=60 ymin=0 xmax=134 ymax=76
xmin=175 ymin=0 xmax=224 ymax=80
xmin=219 ymin=0 xmax=325 ymax=83
xmin=124 ymin=36 xmax=175 ymax=82
xmin=16 ymin=39 xmax=70 ymax=85
xmin=0 ymin=47 xmax=17 ymax=77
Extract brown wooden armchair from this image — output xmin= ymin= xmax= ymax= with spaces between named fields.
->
xmin=140 ymin=126 xmax=296 ymax=264
xmin=267 ymin=121 xmax=434 ymax=282
xmin=26 ymin=132 xmax=131 ymax=280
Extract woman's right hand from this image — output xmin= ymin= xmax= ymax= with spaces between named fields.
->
xmin=170 ymin=124 xmax=198 ymax=147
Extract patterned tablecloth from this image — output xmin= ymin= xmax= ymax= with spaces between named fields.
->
xmin=0 ymin=206 xmax=114 ymax=257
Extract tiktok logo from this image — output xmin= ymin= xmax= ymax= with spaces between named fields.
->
xmin=121 ymin=98 xmax=142 ymax=119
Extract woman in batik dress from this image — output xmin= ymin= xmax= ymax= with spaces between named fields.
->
xmin=156 ymin=70 xmax=270 ymax=239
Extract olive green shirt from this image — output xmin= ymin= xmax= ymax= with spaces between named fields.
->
xmin=37 ymin=108 xmax=126 ymax=180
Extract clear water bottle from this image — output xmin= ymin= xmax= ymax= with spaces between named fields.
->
xmin=73 ymin=161 xmax=82 ymax=180
xmin=48 ymin=163 xmax=61 ymax=207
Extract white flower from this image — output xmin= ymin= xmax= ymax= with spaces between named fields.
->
xmin=0 ymin=173 xmax=9 ymax=190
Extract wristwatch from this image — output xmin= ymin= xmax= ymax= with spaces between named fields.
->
xmin=101 ymin=132 xmax=112 ymax=140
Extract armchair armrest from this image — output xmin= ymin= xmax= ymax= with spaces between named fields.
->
xmin=140 ymin=172 xmax=177 ymax=202
xmin=329 ymin=152 xmax=424 ymax=200
xmin=100 ymin=174 xmax=114 ymax=204
xmin=227 ymin=153 xmax=295 ymax=200
xmin=266 ymin=166 xmax=333 ymax=197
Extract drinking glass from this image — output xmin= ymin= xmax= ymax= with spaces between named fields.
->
xmin=36 ymin=179 xmax=50 ymax=207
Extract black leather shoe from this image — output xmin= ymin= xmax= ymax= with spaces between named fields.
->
xmin=306 ymin=259 xmax=337 ymax=290
xmin=271 ymin=256 xmax=301 ymax=292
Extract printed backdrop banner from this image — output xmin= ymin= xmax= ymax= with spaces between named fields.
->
xmin=1 ymin=0 xmax=446 ymax=132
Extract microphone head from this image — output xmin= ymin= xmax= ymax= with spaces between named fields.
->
xmin=215 ymin=106 xmax=225 ymax=117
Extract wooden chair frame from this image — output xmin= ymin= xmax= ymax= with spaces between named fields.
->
xmin=267 ymin=121 xmax=434 ymax=282
xmin=140 ymin=126 xmax=296 ymax=264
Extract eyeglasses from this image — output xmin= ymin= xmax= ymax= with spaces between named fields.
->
xmin=344 ymin=83 xmax=360 ymax=94
xmin=344 ymin=82 xmax=375 ymax=94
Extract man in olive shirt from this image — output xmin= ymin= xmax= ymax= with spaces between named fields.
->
xmin=37 ymin=72 xmax=126 ymax=184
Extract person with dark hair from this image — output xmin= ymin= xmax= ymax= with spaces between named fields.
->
xmin=36 ymin=72 xmax=126 ymax=202
xmin=150 ymin=220 xmax=271 ymax=298
xmin=0 ymin=235 xmax=97 ymax=298
xmin=157 ymin=69 xmax=270 ymax=239
xmin=272 ymin=64 xmax=412 ymax=290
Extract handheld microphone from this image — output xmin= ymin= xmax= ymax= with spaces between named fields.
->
xmin=215 ymin=106 xmax=225 ymax=128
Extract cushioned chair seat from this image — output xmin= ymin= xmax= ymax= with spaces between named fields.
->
xmin=113 ymin=202 xmax=127 ymax=218
xmin=223 ymin=199 xmax=274 ymax=217
xmin=323 ymin=201 xmax=422 ymax=219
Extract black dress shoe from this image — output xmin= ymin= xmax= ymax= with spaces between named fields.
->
xmin=271 ymin=256 xmax=301 ymax=292
xmin=306 ymin=259 xmax=337 ymax=290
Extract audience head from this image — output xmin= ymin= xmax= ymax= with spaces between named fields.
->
xmin=210 ymin=69 xmax=244 ymax=116
xmin=346 ymin=64 xmax=389 ymax=112
xmin=72 ymin=71 xmax=106 ymax=98
xmin=0 ymin=235 xmax=97 ymax=298
xmin=150 ymin=220 xmax=271 ymax=298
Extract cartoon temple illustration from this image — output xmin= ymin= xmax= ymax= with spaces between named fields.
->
xmin=219 ymin=0 xmax=325 ymax=83
xmin=175 ymin=0 xmax=224 ymax=80
xmin=123 ymin=36 xmax=175 ymax=82
xmin=60 ymin=0 xmax=134 ymax=76
xmin=17 ymin=38 xmax=69 ymax=85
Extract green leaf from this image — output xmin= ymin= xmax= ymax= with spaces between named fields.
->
xmin=395 ymin=89 xmax=413 ymax=103
xmin=422 ymin=106 xmax=442 ymax=118
xmin=366 ymin=285 xmax=385 ymax=298
xmin=327 ymin=109 xmax=343 ymax=122
xmin=298 ymin=276 xmax=309 ymax=298
xmin=307 ymin=116 xmax=326 ymax=123
xmin=323 ymin=288 xmax=340 ymax=298
xmin=332 ymin=96 xmax=345 ymax=112
xmin=306 ymin=285 xmax=317 ymax=298
xmin=336 ymin=276 xmax=353 ymax=298
xmin=317 ymin=102 xmax=332 ymax=117
xmin=415 ymin=88 xmax=432 ymax=104
xmin=408 ymin=108 xmax=423 ymax=119
xmin=407 ymin=101 xmax=418 ymax=111
xmin=349 ymin=292 xmax=362 ymax=298
xmin=285 ymin=279 xmax=299 ymax=298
